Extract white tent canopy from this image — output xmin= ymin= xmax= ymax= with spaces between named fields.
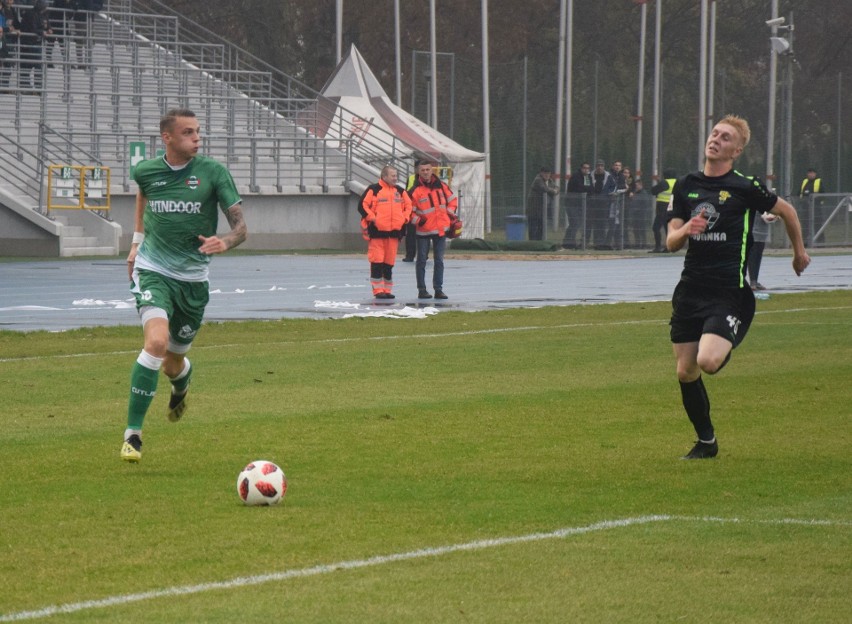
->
xmin=318 ymin=45 xmax=486 ymax=238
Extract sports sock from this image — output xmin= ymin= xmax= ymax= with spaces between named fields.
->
xmin=169 ymin=357 xmax=192 ymax=395
xmin=127 ymin=350 xmax=162 ymax=430
xmin=124 ymin=428 xmax=141 ymax=441
xmin=679 ymin=376 xmax=714 ymax=441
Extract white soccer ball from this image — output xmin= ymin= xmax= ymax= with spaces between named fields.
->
xmin=237 ymin=460 xmax=287 ymax=506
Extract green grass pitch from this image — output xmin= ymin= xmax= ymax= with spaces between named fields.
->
xmin=0 ymin=292 xmax=850 ymax=622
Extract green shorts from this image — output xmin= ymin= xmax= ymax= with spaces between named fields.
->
xmin=131 ymin=269 xmax=209 ymax=346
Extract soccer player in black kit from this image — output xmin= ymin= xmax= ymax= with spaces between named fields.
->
xmin=666 ymin=115 xmax=810 ymax=459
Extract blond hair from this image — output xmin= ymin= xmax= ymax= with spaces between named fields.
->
xmin=718 ymin=114 xmax=750 ymax=149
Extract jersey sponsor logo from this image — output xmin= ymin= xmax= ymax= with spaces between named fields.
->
xmin=186 ymin=176 xmax=201 ymax=190
xmin=148 ymin=200 xmax=202 ymax=214
xmin=692 ymin=232 xmax=727 ymax=242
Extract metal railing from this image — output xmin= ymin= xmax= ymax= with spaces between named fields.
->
xmin=790 ymin=194 xmax=852 ymax=248
xmin=48 ymin=129 xmax=353 ymax=194
xmin=1 ymin=0 xmax=433 ymax=225
xmin=0 ymin=132 xmax=43 ymax=210
xmin=491 ymin=192 xmax=657 ymax=249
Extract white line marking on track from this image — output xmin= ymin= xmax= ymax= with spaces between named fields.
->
xmin=0 ymin=514 xmax=848 ymax=622
xmin=3 ymin=303 xmax=850 ymax=365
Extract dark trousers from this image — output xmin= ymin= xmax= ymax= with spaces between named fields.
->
xmin=747 ymin=242 xmax=766 ymax=286
xmin=651 ymin=202 xmax=668 ymax=250
xmin=403 ymin=223 xmax=416 ymax=260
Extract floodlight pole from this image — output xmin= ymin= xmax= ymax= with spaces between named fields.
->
xmin=335 ymin=0 xmax=343 ymax=64
xmin=394 ymin=0 xmax=402 ymax=107
xmin=554 ymin=0 xmax=567 ymax=189
xmin=698 ymin=0 xmax=708 ymax=169
xmin=482 ymin=0 xmax=492 ymax=232
xmin=651 ymin=0 xmax=661 ymax=181
xmin=429 ymin=0 xmax=438 ymax=130
xmin=634 ymin=0 xmax=647 ymax=180
xmin=766 ymin=0 xmax=779 ymax=190
xmin=782 ymin=16 xmax=794 ymax=199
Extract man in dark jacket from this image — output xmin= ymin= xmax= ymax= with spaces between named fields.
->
xmin=19 ymin=0 xmax=50 ymax=92
xmin=526 ymin=167 xmax=559 ymax=241
xmin=587 ymin=159 xmax=616 ymax=247
xmin=562 ymin=162 xmax=593 ymax=249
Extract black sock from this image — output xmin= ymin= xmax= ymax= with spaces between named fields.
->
xmin=679 ymin=376 xmax=714 ymax=441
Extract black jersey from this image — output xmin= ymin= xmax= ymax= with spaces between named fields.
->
xmin=668 ymin=169 xmax=777 ymax=288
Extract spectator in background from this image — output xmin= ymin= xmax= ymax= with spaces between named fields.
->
xmin=799 ymin=167 xmax=823 ymax=245
xmin=562 ymin=161 xmax=593 ymax=249
xmin=587 ymin=159 xmax=616 ymax=248
xmin=408 ymin=160 xmax=458 ymax=300
xmin=626 ymin=177 xmax=648 ymax=249
xmin=48 ymin=0 xmax=74 ymax=67
xmin=650 ymin=169 xmax=677 ymax=253
xmin=526 ymin=166 xmax=559 ymax=241
xmin=358 ymin=165 xmax=412 ymax=299
xmin=0 ymin=0 xmax=18 ymax=89
xmin=19 ymin=0 xmax=51 ymax=94
xmin=73 ymin=0 xmax=102 ymax=69
xmin=747 ymin=212 xmax=776 ymax=291
xmin=402 ymin=159 xmax=420 ymax=262
xmin=799 ymin=168 xmax=821 ymax=197
xmin=601 ymin=161 xmax=628 ymax=249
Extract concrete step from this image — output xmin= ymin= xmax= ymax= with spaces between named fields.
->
xmin=63 ymin=235 xmax=99 ymax=247
xmin=61 ymin=226 xmax=86 ymax=237
xmin=61 ymin=246 xmax=117 ymax=257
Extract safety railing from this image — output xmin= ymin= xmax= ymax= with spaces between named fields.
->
xmin=45 ymin=129 xmax=354 ymax=194
xmin=491 ymin=192 xmax=657 ymax=249
xmin=1 ymin=0 xmax=417 ymax=213
xmin=0 ymin=132 xmax=44 ymax=211
xmin=791 ymin=194 xmax=852 ymax=248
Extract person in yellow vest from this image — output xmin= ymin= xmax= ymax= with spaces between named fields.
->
xmin=799 ymin=168 xmax=823 ymax=245
xmin=649 ymin=169 xmax=676 ymax=252
xmin=799 ymin=168 xmax=821 ymax=197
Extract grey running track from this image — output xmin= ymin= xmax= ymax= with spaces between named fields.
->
xmin=0 ymin=253 xmax=849 ymax=332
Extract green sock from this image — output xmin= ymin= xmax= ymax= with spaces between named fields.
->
xmin=170 ymin=357 xmax=192 ymax=395
xmin=127 ymin=351 xmax=162 ymax=430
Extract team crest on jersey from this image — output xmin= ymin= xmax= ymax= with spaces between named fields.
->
xmin=693 ymin=202 xmax=720 ymax=229
xmin=719 ymin=190 xmax=731 ymax=204
xmin=185 ymin=176 xmax=201 ymax=190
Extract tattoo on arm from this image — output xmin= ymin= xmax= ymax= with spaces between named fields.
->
xmin=220 ymin=204 xmax=248 ymax=250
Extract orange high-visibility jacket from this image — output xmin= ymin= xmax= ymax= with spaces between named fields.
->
xmin=408 ymin=174 xmax=458 ymax=237
xmin=358 ymin=178 xmax=412 ymax=239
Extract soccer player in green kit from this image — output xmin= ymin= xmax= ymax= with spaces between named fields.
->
xmin=121 ymin=108 xmax=247 ymax=462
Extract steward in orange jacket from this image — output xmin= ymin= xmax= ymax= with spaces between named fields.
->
xmin=407 ymin=161 xmax=458 ymax=299
xmin=358 ymin=165 xmax=412 ymax=299
xmin=408 ymin=170 xmax=458 ymax=237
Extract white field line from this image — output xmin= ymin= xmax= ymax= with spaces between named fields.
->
xmin=0 ymin=514 xmax=849 ymax=622
xmin=2 ymin=304 xmax=851 ymax=364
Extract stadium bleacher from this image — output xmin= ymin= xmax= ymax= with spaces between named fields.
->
xmin=0 ymin=0 xmax=407 ymax=255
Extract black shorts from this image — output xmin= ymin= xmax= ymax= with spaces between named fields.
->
xmin=669 ymin=280 xmax=756 ymax=347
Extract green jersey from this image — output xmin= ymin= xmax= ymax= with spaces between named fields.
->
xmin=132 ymin=155 xmax=241 ymax=282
